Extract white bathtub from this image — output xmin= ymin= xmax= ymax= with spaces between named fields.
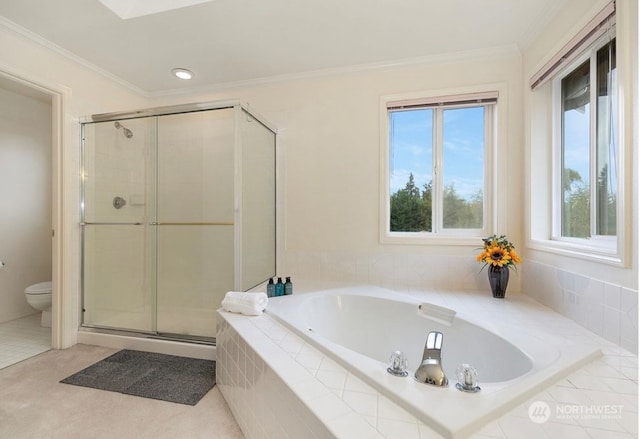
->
xmin=266 ymin=286 xmax=601 ymax=438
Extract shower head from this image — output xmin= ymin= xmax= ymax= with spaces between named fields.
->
xmin=114 ymin=121 xmax=134 ymax=139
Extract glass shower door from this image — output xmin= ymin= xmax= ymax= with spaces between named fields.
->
xmin=82 ymin=102 xmax=276 ymax=341
xmin=155 ymin=109 xmax=235 ymax=338
xmin=239 ymin=108 xmax=277 ymax=290
xmin=82 ymin=117 xmax=156 ymax=332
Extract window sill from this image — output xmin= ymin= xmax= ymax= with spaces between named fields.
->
xmin=528 ymin=238 xmax=626 ymax=267
xmin=381 ymin=232 xmax=483 ymax=246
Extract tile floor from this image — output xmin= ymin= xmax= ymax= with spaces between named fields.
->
xmin=0 ymin=344 xmax=245 ymax=439
xmin=0 ymin=314 xmax=51 ymax=369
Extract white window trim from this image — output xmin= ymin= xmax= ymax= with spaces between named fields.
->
xmin=379 ymin=84 xmax=508 ymax=246
xmin=528 ymin=16 xmax=631 ymax=268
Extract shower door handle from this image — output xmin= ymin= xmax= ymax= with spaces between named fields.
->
xmin=80 ymin=222 xmax=144 ymax=226
xmin=152 ymin=221 xmax=234 ymax=226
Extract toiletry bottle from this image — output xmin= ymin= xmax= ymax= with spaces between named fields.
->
xmin=284 ymin=277 xmax=293 ymax=295
xmin=266 ymin=278 xmax=275 ymax=298
xmin=275 ymin=277 xmax=284 ymax=297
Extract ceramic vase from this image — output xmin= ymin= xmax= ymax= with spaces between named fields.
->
xmin=488 ymin=265 xmax=509 ymax=299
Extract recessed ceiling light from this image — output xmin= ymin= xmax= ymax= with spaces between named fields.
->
xmin=172 ymin=68 xmax=195 ymax=80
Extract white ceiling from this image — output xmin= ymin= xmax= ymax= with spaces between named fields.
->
xmin=0 ymin=0 xmax=567 ymax=95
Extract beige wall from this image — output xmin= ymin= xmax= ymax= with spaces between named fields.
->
xmin=154 ymin=53 xmax=524 ymax=290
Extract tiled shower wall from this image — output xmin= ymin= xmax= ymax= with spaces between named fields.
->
xmin=284 ymin=251 xmax=637 ymax=354
xmin=522 ymin=260 xmax=638 ymax=355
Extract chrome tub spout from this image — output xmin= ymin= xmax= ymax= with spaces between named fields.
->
xmin=414 ymin=331 xmax=448 ymax=387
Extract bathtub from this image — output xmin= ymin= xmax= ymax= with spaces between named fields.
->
xmin=266 ymin=286 xmax=601 ymax=438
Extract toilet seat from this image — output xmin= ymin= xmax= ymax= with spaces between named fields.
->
xmin=25 ymin=281 xmax=52 ymax=295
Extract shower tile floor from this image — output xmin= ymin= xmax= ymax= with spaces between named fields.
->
xmin=0 ymin=344 xmax=245 ymax=439
xmin=0 ymin=314 xmax=51 ymax=370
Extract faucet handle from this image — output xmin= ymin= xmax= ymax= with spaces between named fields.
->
xmin=387 ymin=351 xmax=409 ymax=377
xmin=455 ymin=363 xmax=481 ymax=392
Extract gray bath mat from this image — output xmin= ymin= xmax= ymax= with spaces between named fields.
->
xmin=60 ymin=349 xmax=216 ymax=405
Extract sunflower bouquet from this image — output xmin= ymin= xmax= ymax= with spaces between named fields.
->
xmin=476 ymin=234 xmax=521 ymax=271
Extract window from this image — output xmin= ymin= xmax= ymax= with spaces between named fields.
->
xmin=528 ymin=1 xmax=629 ymax=265
xmin=382 ymin=92 xmax=497 ymax=241
xmin=555 ymin=37 xmax=617 ymax=247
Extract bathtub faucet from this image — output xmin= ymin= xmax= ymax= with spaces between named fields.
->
xmin=414 ymin=331 xmax=448 ymax=387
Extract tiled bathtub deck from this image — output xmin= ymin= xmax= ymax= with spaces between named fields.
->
xmin=217 ymin=288 xmax=638 ymax=439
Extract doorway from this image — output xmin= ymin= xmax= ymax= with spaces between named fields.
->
xmin=0 ymin=75 xmax=53 ymax=368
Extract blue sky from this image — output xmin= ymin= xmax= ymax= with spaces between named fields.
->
xmin=389 ymin=107 xmax=485 ymax=200
xmin=389 ymin=99 xmax=608 ymax=202
xmin=563 ymin=105 xmax=590 ymax=187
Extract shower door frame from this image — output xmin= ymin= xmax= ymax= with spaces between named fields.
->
xmin=79 ymin=100 xmax=277 ymax=341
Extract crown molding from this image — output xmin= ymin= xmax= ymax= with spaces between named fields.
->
xmin=0 ymin=16 xmax=150 ymax=98
xmin=151 ymin=44 xmax=522 ymax=98
xmin=0 ymin=14 xmax=522 ymax=100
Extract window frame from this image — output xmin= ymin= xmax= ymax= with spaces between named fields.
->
xmin=380 ymin=85 xmax=506 ymax=245
xmin=527 ymin=3 xmax=632 ymax=269
xmin=550 ymin=32 xmax=622 ymax=258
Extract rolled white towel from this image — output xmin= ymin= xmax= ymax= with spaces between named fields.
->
xmin=221 ymin=291 xmax=268 ymax=316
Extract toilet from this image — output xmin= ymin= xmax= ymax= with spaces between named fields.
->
xmin=24 ymin=281 xmax=52 ymax=327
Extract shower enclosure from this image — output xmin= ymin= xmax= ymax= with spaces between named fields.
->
xmin=80 ymin=101 xmax=276 ymax=341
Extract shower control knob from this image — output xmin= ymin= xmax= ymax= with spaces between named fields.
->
xmin=113 ymin=196 xmax=127 ymax=209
